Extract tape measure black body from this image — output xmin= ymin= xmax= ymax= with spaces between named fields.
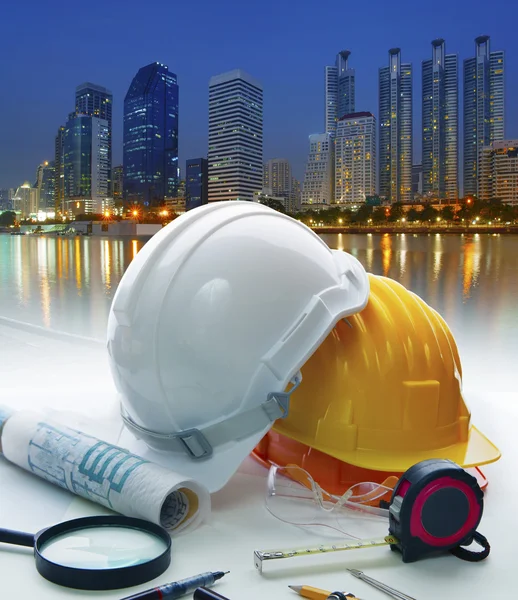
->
xmin=388 ymin=459 xmax=485 ymax=563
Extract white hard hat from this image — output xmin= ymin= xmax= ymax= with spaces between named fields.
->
xmin=107 ymin=201 xmax=369 ymax=492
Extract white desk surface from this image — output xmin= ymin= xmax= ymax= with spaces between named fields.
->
xmin=0 ymin=319 xmax=517 ymax=599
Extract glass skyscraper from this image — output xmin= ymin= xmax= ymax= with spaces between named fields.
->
xmin=63 ymin=114 xmax=110 ymax=214
xmin=54 ymin=125 xmax=65 ymax=213
xmin=35 ymin=161 xmax=55 ymax=211
xmin=76 ymin=83 xmax=112 ymax=191
xmin=422 ymin=39 xmax=458 ymax=200
xmin=463 ymin=36 xmax=505 ymax=197
xmin=325 ymin=50 xmax=355 ymax=134
xmin=123 ymin=62 xmax=179 ymax=207
xmin=185 ymin=158 xmax=208 ymax=211
xmin=379 ymin=48 xmax=413 ymax=203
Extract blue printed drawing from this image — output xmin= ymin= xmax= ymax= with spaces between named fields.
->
xmin=28 ymin=422 xmax=149 ymax=509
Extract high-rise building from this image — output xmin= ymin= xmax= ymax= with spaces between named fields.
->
xmin=464 ymin=36 xmax=505 ymax=197
xmin=301 ymin=133 xmax=334 ymax=205
xmin=112 ymin=165 xmax=123 ymax=203
xmin=291 ymin=177 xmax=301 ymax=211
xmin=379 ymin=49 xmax=413 ymax=203
xmin=76 ymin=83 xmax=113 ymax=191
xmin=479 ymin=140 xmax=518 ymax=203
xmin=422 ymin=39 xmax=458 ymax=200
xmin=35 ymin=161 xmax=55 ymax=211
xmin=325 ymin=50 xmax=355 ymax=134
xmin=263 ymin=158 xmax=299 ymax=211
xmin=123 ymin=62 xmax=179 ymax=207
xmin=185 ymin=158 xmax=208 ymax=211
xmin=263 ymin=158 xmax=291 ymax=195
xmin=335 ymin=112 xmax=376 ymax=204
xmin=63 ymin=114 xmax=110 ymax=214
xmin=412 ymin=164 xmax=423 ymax=199
xmin=13 ymin=183 xmax=39 ymax=218
xmin=0 ymin=189 xmax=9 ymax=211
xmin=54 ymin=125 xmax=65 ymax=213
xmin=208 ymin=69 xmax=263 ymax=202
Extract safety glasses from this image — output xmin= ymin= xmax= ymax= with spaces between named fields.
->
xmin=266 ymin=465 xmax=393 ymax=536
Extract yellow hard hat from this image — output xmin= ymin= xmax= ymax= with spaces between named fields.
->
xmin=273 ymin=274 xmax=501 ymax=472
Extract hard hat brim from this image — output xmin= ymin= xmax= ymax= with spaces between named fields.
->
xmin=313 ymin=424 xmax=501 ymax=473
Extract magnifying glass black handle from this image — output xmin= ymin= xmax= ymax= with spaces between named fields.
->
xmin=0 ymin=528 xmax=35 ymax=548
xmin=0 ymin=528 xmax=34 ymax=548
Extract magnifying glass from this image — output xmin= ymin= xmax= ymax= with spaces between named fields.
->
xmin=0 ymin=515 xmax=171 ymax=590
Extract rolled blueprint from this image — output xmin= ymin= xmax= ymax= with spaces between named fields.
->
xmin=0 ymin=409 xmax=210 ymax=534
xmin=0 ymin=405 xmax=13 ymax=451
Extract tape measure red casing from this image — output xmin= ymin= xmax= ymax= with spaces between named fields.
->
xmin=388 ymin=458 xmax=484 ymax=563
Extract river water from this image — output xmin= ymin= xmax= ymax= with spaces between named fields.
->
xmin=1 ymin=232 xmax=517 ymax=391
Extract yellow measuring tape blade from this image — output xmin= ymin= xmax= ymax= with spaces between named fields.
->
xmin=254 ymin=535 xmax=399 ymax=572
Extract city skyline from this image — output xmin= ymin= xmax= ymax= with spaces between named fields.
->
xmin=0 ymin=0 xmax=517 ymax=192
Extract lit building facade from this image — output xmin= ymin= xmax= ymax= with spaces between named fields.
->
xmin=325 ymin=50 xmax=355 ymax=134
xmin=123 ymin=62 xmax=179 ymax=206
xmin=54 ymin=125 xmax=65 ymax=213
xmin=35 ymin=161 xmax=55 ymax=211
xmin=208 ymin=70 xmax=263 ymax=202
xmin=112 ymin=165 xmax=123 ymax=202
xmin=379 ymin=48 xmax=413 ymax=203
xmin=263 ymin=158 xmax=299 ymax=212
xmin=76 ymin=83 xmax=112 ymax=191
xmin=412 ymin=164 xmax=423 ymax=199
xmin=422 ymin=39 xmax=458 ymax=200
xmin=13 ymin=183 xmax=39 ymax=218
xmin=301 ymin=133 xmax=334 ymax=205
xmin=479 ymin=140 xmax=518 ymax=204
xmin=335 ymin=112 xmax=376 ymax=204
xmin=464 ymin=36 xmax=505 ymax=197
xmin=63 ymin=114 xmax=110 ymax=214
xmin=185 ymin=158 xmax=208 ymax=211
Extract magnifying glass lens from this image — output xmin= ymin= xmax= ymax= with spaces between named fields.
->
xmin=40 ymin=526 xmax=168 ymax=570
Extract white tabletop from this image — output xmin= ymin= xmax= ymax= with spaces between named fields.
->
xmin=0 ymin=318 xmax=516 ymax=599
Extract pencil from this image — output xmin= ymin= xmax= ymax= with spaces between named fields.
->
xmin=289 ymin=585 xmax=361 ymax=600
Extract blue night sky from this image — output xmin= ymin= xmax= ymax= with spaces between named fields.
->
xmin=0 ymin=0 xmax=516 ymax=189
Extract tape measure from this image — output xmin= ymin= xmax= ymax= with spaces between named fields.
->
xmin=387 ymin=458 xmax=487 ymax=562
xmin=254 ymin=459 xmax=490 ymax=572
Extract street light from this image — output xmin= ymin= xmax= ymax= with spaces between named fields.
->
xmin=338 ymin=218 xmax=343 ymax=224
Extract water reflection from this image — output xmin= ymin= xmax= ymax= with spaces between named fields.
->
xmin=0 ymin=235 xmax=148 ymax=338
xmin=462 ymin=236 xmax=482 ymax=300
xmin=380 ymin=234 xmax=392 ymax=277
xmin=0 ymin=234 xmax=517 ymax=350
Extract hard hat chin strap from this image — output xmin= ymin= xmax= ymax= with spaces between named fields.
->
xmin=121 ymin=372 xmax=302 ymax=461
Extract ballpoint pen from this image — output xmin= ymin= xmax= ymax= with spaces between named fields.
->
xmin=120 ymin=571 xmax=229 ymax=600
xmin=347 ymin=569 xmax=416 ymax=600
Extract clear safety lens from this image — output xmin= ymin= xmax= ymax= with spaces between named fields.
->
xmin=40 ymin=525 xmax=168 ymax=570
xmin=266 ymin=465 xmax=391 ymax=536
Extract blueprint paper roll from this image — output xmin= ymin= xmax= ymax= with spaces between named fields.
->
xmin=1 ymin=410 xmax=210 ymax=534
xmin=0 ymin=405 xmax=13 ymax=452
